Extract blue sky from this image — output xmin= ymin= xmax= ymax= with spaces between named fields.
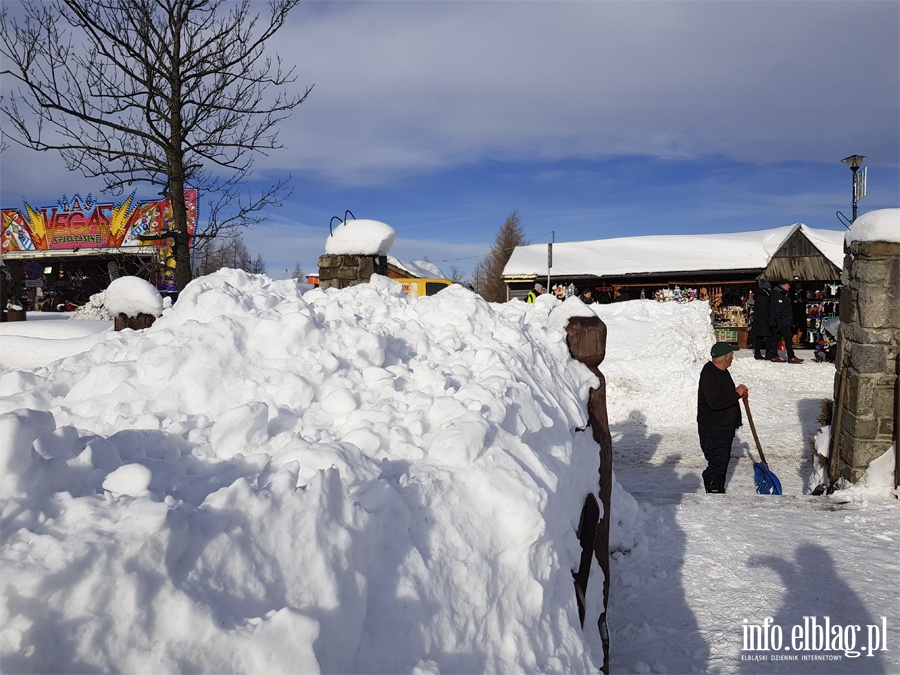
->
xmin=2 ymin=1 xmax=898 ymax=280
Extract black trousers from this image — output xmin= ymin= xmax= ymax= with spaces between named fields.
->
xmin=772 ymin=324 xmax=796 ymax=359
xmin=699 ymin=434 xmax=734 ymax=493
xmin=753 ymin=334 xmax=777 ymax=359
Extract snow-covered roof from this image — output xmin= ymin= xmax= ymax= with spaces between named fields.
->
xmin=503 ymin=224 xmax=845 ymax=278
xmin=387 ymin=256 xmax=448 ymax=280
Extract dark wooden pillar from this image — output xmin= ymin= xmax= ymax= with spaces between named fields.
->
xmin=565 ymin=315 xmax=612 ymax=672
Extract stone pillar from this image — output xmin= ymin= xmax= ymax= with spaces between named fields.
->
xmin=832 ymin=240 xmax=900 ymax=482
xmin=114 ymin=313 xmax=157 ymax=331
xmin=317 ymin=254 xmax=387 ymax=291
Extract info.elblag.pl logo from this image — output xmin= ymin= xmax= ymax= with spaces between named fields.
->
xmin=741 ymin=616 xmax=890 ymax=661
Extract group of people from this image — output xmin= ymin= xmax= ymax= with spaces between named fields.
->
xmin=525 ymin=283 xmax=624 ymax=305
xmin=526 ymin=283 xmax=597 ymax=304
xmin=749 ymin=279 xmax=804 ymax=364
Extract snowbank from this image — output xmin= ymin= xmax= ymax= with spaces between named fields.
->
xmin=590 ymin=299 xmax=715 ymax=428
xmin=841 ymin=445 xmax=899 ymax=500
xmin=0 ymin=269 xmax=607 ymax=673
xmin=810 ymin=438 xmax=900 ymax=502
xmin=0 ymin=317 xmax=113 ymax=370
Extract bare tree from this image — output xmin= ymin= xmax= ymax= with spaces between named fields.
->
xmin=1 ymin=0 xmax=311 ymax=291
xmin=291 ymin=263 xmax=304 ymax=280
xmin=447 ymin=265 xmax=468 ymax=284
xmin=474 ymin=211 xmax=526 ymax=302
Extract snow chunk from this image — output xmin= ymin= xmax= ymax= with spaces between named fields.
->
xmin=325 ymin=219 xmax=396 ymax=255
xmin=839 ymin=445 xmax=898 ymax=500
xmin=0 ymin=409 xmax=56 ymax=498
xmin=209 ymin=402 xmax=271 ymax=459
xmin=70 ymin=291 xmax=115 ymax=320
xmin=104 ymin=276 xmax=164 ymax=318
xmin=845 ymin=208 xmax=900 ymax=245
xmin=102 ymin=463 xmax=153 ymax=497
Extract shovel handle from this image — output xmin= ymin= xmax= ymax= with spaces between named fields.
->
xmin=742 ymin=397 xmax=768 ymax=465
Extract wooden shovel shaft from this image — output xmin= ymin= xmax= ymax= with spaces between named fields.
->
xmin=742 ymin=397 xmax=768 ymax=465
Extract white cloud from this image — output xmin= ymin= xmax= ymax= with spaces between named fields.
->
xmin=2 ymin=0 xmax=896 ymax=253
xmin=262 ymin=0 xmax=898 ymax=183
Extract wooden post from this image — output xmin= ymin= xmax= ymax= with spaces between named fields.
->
xmin=565 ymin=315 xmax=612 ymax=673
xmin=827 ymin=367 xmax=848 ymax=486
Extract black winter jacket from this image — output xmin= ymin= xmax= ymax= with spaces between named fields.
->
xmin=751 ymin=289 xmax=772 ymax=337
xmin=697 ymin=361 xmax=742 ymax=437
xmin=769 ymin=286 xmax=793 ymax=329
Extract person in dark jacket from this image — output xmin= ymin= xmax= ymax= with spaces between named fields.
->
xmin=697 ymin=342 xmax=748 ymax=493
xmin=750 ymin=279 xmax=775 ymax=360
xmin=769 ymin=280 xmax=803 ymax=363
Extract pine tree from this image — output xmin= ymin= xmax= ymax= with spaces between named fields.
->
xmin=475 ymin=211 xmax=526 ymax=302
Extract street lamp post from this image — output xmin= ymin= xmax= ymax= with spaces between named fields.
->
xmin=841 ymin=154 xmax=867 ymax=222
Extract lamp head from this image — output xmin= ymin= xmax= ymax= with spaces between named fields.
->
xmin=841 ymin=154 xmax=867 ymax=170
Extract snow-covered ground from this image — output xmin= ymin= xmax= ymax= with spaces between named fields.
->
xmin=1 ymin=272 xmax=897 ymax=674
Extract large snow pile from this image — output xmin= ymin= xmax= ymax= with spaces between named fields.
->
xmin=591 ymin=299 xmax=715 ymax=429
xmin=0 ymin=270 xmax=610 ymax=673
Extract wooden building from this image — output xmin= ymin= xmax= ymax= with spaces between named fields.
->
xmin=502 ymin=223 xmax=844 ymax=347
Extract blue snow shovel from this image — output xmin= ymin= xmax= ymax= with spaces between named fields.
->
xmin=742 ymin=398 xmax=783 ymax=495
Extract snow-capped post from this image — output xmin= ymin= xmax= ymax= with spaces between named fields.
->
xmin=564 ymin=314 xmax=612 ymax=672
xmin=5 ymin=303 xmax=26 ymax=322
xmin=105 ymin=277 xmax=164 ymax=331
xmin=318 ymin=213 xmax=396 ymax=290
xmin=830 ymin=209 xmax=900 ymax=486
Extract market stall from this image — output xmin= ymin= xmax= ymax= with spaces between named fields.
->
xmin=2 ymin=190 xmax=197 ymax=314
xmin=502 ymin=223 xmax=844 ymax=347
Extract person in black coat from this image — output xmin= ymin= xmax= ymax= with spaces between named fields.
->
xmin=769 ymin=280 xmax=803 ymax=363
xmin=697 ymin=342 xmax=748 ymax=493
xmin=750 ymin=279 xmax=775 ymax=360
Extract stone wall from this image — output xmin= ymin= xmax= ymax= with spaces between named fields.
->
xmin=317 ymin=254 xmax=387 ymax=290
xmin=114 ymin=313 xmax=157 ymax=331
xmin=832 ymin=240 xmax=900 ymax=482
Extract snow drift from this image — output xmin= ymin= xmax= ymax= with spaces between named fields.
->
xmin=1 ymin=270 xmax=609 ymax=673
